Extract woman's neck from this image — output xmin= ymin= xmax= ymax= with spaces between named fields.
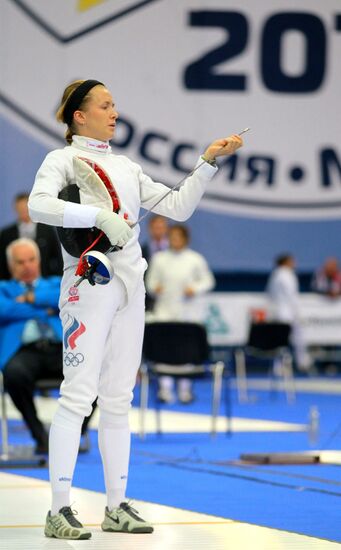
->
xmin=71 ymin=135 xmax=111 ymax=154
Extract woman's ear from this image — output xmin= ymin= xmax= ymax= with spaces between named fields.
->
xmin=73 ymin=110 xmax=86 ymax=125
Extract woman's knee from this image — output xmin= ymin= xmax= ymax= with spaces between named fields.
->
xmin=59 ymin=390 xmax=98 ymax=418
xmin=97 ymin=390 xmax=133 ymax=416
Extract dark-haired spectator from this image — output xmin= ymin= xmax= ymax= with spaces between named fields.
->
xmin=141 ymin=215 xmax=169 ymax=311
xmin=0 ymin=192 xmax=63 ymax=280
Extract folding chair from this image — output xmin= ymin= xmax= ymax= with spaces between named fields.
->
xmin=235 ymin=322 xmax=295 ymax=404
xmin=139 ymin=322 xmax=227 ymax=437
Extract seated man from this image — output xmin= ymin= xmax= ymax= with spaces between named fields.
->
xmin=0 ymin=238 xmax=96 ymax=453
xmin=0 ymin=238 xmax=63 ymax=453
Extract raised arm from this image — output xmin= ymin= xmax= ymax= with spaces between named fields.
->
xmin=139 ymin=134 xmax=243 ymax=221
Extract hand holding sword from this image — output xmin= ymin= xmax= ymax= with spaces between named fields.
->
xmin=201 ymin=128 xmax=248 ymax=163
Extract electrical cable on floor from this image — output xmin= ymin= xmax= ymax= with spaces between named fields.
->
xmin=319 ymin=420 xmax=341 ymax=450
xmin=133 ymin=449 xmax=341 ymax=492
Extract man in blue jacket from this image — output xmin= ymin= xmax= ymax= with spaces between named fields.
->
xmin=0 ymin=238 xmax=62 ymax=453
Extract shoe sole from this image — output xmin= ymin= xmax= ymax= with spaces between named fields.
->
xmin=101 ymin=525 xmax=153 ymax=533
xmin=45 ymin=527 xmax=92 ymax=539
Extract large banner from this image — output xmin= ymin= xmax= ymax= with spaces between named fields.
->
xmin=1 ymin=1 xmax=340 ymax=269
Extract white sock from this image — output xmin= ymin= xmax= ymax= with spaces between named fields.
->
xmin=98 ymin=410 xmax=130 ymax=510
xmin=49 ymin=404 xmax=84 ymax=515
xmin=178 ymin=377 xmax=192 ymax=393
xmin=159 ymin=374 xmax=174 ymax=391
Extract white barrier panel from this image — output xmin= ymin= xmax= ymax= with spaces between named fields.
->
xmin=182 ymin=293 xmax=341 ymax=346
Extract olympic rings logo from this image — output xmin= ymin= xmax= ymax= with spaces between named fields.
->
xmin=63 ymin=352 xmax=84 ymax=367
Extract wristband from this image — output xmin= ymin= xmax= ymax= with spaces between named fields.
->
xmin=201 ymin=155 xmax=217 ymax=167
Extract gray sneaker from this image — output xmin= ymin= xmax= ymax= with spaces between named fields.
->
xmin=44 ymin=506 xmax=92 ymax=539
xmin=101 ymin=502 xmax=154 ymax=533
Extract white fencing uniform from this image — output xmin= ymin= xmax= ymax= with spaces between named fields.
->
xmin=29 ymin=135 xmax=217 ymax=416
xmin=266 ymin=265 xmax=311 ymax=369
xmin=29 ymin=135 xmax=218 ymax=513
xmin=146 ymin=248 xmax=215 ymax=321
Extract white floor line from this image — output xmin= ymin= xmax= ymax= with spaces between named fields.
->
xmin=3 ymin=395 xmax=307 ymax=434
xmin=0 ymin=472 xmax=339 ymax=550
xmin=233 ymin=376 xmax=341 ymax=394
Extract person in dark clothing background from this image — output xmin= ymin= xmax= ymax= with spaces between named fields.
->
xmin=141 ymin=215 xmax=169 ymax=311
xmin=0 ymin=238 xmax=62 ymax=454
xmin=0 ymin=192 xmax=63 ymax=280
xmin=0 ymin=238 xmax=94 ymax=454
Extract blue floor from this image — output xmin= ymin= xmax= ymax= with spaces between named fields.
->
xmin=2 ymin=378 xmax=341 ymax=543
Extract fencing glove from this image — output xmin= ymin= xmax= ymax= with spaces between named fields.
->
xmin=95 ymin=209 xmax=133 ymax=248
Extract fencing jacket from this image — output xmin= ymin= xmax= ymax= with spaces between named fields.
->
xmin=266 ymin=266 xmax=300 ymax=323
xmin=146 ymin=248 xmax=215 ymax=320
xmin=28 ymin=135 xmax=217 ymax=300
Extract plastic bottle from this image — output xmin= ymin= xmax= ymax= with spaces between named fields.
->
xmin=308 ymin=405 xmax=320 ymax=445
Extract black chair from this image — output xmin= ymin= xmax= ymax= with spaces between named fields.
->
xmin=139 ymin=322 xmax=227 ymax=437
xmin=0 ymin=373 xmax=97 ymax=467
xmin=0 ymin=373 xmax=63 ymax=467
xmin=235 ymin=322 xmax=295 ymax=404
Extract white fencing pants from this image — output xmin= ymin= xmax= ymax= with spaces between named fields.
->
xmin=50 ymin=268 xmax=146 ymax=510
xmin=58 ymin=267 xmax=146 ymax=417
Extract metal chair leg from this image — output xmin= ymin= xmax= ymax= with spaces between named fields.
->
xmin=224 ymin=367 xmax=232 ymax=436
xmin=139 ymin=363 xmax=149 ymax=439
xmin=0 ymin=371 xmax=9 ymax=459
xmin=235 ymin=348 xmax=249 ymax=403
xmin=269 ymin=357 xmax=282 ymax=399
xmin=282 ymin=351 xmax=296 ymax=404
xmin=151 ymin=372 xmax=162 ymax=436
xmin=155 ymin=384 xmax=162 ymax=436
xmin=211 ymin=361 xmax=224 ymax=436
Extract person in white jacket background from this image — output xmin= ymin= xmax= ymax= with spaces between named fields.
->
xmin=28 ymin=78 xmax=243 ymax=540
xmin=266 ymin=253 xmax=311 ymax=371
xmin=146 ymin=224 xmax=215 ymax=403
